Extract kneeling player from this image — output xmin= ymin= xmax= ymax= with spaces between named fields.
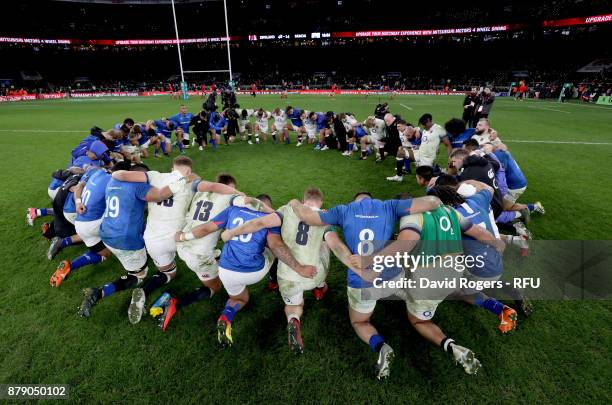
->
xmin=290 ymin=192 xmax=443 ymax=379
xmin=397 ymin=198 xmax=505 ymax=374
xmin=155 ymin=175 xmax=273 ymax=331
xmin=78 ymin=164 xmax=187 ymax=318
xmin=50 ymin=162 xmax=131 ymax=287
xmin=221 ymin=187 xmax=340 ymax=353
xmin=175 ymin=194 xmax=317 ymax=347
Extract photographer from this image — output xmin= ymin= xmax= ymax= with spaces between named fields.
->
xmin=374 ymin=102 xmax=389 ymax=119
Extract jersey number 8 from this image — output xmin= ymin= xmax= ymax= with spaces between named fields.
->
xmin=357 ymin=228 xmax=374 ymax=255
xmin=295 ymin=222 xmax=310 ymax=246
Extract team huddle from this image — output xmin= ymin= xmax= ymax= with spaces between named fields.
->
xmin=26 ymin=95 xmax=546 ymax=380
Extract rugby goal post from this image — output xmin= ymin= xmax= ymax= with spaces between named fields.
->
xmin=170 ymin=0 xmax=233 ymax=100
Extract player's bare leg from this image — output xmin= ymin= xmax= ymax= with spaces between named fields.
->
xmin=350 ymin=308 xmax=394 ymax=380
xmin=51 ymin=246 xmax=112 ymax=287
xmin=129 ymin=262 xmax=177 ymax=324
xmin=156 ymin=277 xmax=222 ymax=331
xmin=285 ymin=303 xmax=305 ymax=354
xmin=386 ymin=146 xmax=405 ymax=182
xmin=407 ymin=312 xmax=481 ymax=375
xmin=217 ymin=288 xmax=250 ymax=347
xmin=48 ymin=233 xmax=83 ymax=260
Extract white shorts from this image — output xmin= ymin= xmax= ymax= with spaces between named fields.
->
xmin=141 ymin=140 xmax=151 ymax=149
xmin=48 ymin=187 xmax=59 ymax=200
xmin=405 ymin=298 xmax=441 ymax=321
xmin=272 ymin=123 xmax=285 ymax=132
xmin=288 ymin=124 xmax=303 ymax=133
xmin=219 ymin=251 xmax=273 ymax=296
xmin=257 ymin=123 xmax=269 ymax=133
xmin=505 ymin=187 xmax=526 ymax=204
xmin=104 ymin=245 xmax=148 ymax=272
xmin=278 ymin=262 xmax=328 ymax=306
xmin=347 ymin=271 xmax=406 ymax=314
xmin=411 ymin=149 xmax=435 ymax=167
xmin=306 ymin=128 xmax=317 ymax=139
xmin=405 ymin=264 xmax=461 ymax=320
xmin=239 ymin=123 xmax=247 ymax=133
xmin=75 ymin=218 xmax=103 ymax=247
xmin=64 ymin=211 xmax=77 ymax=225
xmin=279 ymin=276 xmax=324 ymax=306
xmin=144 ymin=234 xmax=176 ymax=268
xmin=177 ymin=245 xmax=219 ymax=281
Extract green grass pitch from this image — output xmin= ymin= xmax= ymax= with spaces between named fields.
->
xmin=0 ymin=94 xmax=610 ymax=403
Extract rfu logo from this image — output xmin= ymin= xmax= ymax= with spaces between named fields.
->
xmin=487 ymin=169 xmax=495 ymax=179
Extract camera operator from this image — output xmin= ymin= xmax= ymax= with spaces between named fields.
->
xmin=203 ymin=91 xmax=217 ymax=113
xmin=374 ymin=102 xmax=389 ymax=119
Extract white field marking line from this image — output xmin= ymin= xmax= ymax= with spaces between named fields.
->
xmin=400 ymin=103 xmax=413 ymax=110
xmin=0 ymin=129 xmax=85 ymax=133
xmin=526 ymin=106 xmax=571 ymax=114
xmin=520 ymin=99 xmax=612 ymax=111
xmin=505 ymin=139 xmax=612 ymax=145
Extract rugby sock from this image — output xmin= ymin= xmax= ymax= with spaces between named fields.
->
xmin=61 ymin=237 xmax=73 ymax=248
xmin=176 ymin=287 xmax=214 ymax=310
xmin=473 ymin=293 xmax=504 ymax=315
xmin=221 ymin=302 xmax=241 ymax=323
xmin=361 ymin=149 xmax=367 ymax=158
xmin=142 ymin=272 xmax=170 ymax=296
xmin=527 ymin=203 xmax=535 ymax=211
xmin=348 ymin=144 xmax=354 ymax=152
xmin=368 ymin=334 xmax=385 ymax=352
xmin=441 ymin=337 xmax=456 ymax=354
xmin=71 ymin=251 xmax=104 ymax=271
xmin=404 ymin=158 xmax=411 ymax=173
xmin=101 ymin=274 xmax=138 ymax=298
xmin=177 ymin=141 xmax=184 ymax=152
xmin=160 ymin=141 xmax=167 ymax=154
xmin=272 ymin=133 xmax=277 ymax=142
xmin=211 ymin=138 xmax=217 ymax=150
xmin=395 ymin=158 xmax=404 ymax=176
xmin=496 ymin=211 xmax=516 ymax=224
xmin=37 ymin=208 xmax=53 ymax=216
xmin=285 ymin=136 xmax=290 ymax=144
xmin=269 ymin=259 xmax=278 ymax=283
xmin=248 ymin=135 xmax=252 ymax=142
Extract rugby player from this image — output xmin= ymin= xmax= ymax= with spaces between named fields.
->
xmin=154 ymin=175 xmax=273 ymax=331
xmin=174 ymin=194 xmax=317 ymax=347
xmin=360 ymin=116 xmax=386 ymax=161
xmin=396 ymin=198 xmax=503 ymax=374
xmin=77 ymin=163 xmax=188 ymax=318
xmin=169 ymin=104 xmax=194 ymax=151
xmin=271 ymin=107 xmax=286 ymax=144
xmin=252 ymin=108 xmax=271 ymax=144
xmin=50 ymin=161 xmax=132 ymax=287
xmin=289 ymin=192 xmax=443 ymax=379
xmin=284 ymin=106 xmax=307 ymax=145
xmin=221 ymin=187 xmax=349 ymax=354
